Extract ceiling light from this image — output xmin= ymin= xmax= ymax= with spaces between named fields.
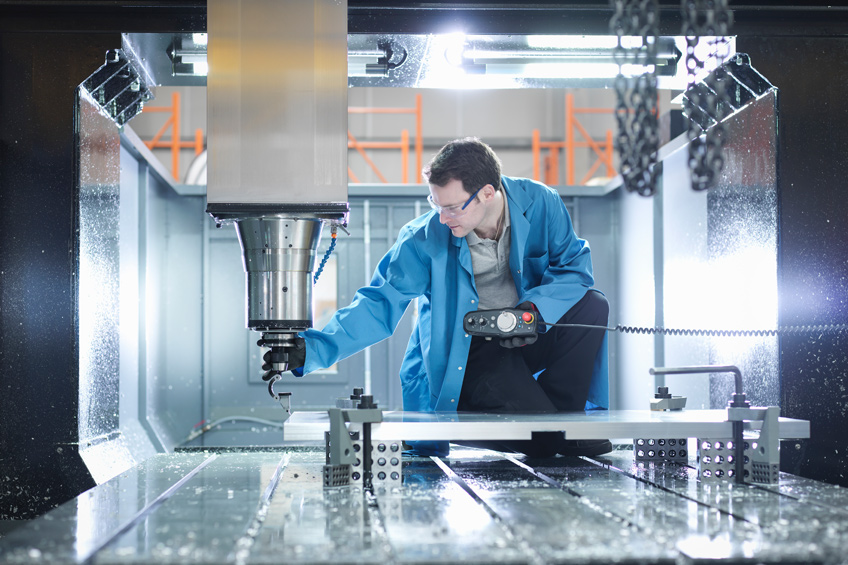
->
xmin=192 ymin=61 xmax=208 ymax=76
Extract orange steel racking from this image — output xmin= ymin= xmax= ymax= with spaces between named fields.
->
xmin=141 ymin=92 xmax=424 ymax=185
xmin=347 ymin=93 xmax=423 ymax=184
xmin=142 ymin=91 xmax=616 ymax=187
xmin=532 ymin=92 xmax=616 ymax=186
xmin=141 ymin=91 xmax=205 ymax=182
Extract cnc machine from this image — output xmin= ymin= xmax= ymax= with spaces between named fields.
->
xmin=3 ymin=2 xmax=848 ymax=563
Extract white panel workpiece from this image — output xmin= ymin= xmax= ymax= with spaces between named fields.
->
xmin=284 ymin=409 xmax=810 ymax=442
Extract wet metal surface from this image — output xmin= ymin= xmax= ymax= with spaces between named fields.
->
xmin=3 ymin=446 xmax=848 ymax=564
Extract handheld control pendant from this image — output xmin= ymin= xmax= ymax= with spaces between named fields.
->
xmin=464 ymin=307 xmax=538 ymax=339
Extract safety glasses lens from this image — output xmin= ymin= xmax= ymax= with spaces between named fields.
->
xmin=428 ymin=195 xmax=464 ymax=217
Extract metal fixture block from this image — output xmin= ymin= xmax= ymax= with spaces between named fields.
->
xmin=349 ymin=437 xmax=403 ymax=487
xmin=634 ymin=438 xmax=689 ymax=464
xmin=697 ymin=438 xmax=751 ymax=482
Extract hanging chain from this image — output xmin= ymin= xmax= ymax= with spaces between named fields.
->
xmin=682 ymin=0 xmax=734 ymax=191
xmin=611 ymin=0 xmax=660 ymax=196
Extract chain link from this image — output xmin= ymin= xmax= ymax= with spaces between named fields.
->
xmin=611 ymin=0 xmax=660 ymax=196
xmin=682 ymin=0 xmax=734 ymax=191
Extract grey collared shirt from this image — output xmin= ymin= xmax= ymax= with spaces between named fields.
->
xmin=465 ymin=203 xmax=519 ymax=310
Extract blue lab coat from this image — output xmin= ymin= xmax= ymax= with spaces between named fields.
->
xmin=300 ymin=176 xmax=609 ymax=453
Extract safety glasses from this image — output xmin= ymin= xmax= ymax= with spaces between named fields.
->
xmin=427 ymin=186 xmax=483 ymax=218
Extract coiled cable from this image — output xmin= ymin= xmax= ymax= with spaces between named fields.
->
xmin=543 ymin=322 xmax=848 ymax=337
xmin=313 ymin=227 xmax=337 ymax=283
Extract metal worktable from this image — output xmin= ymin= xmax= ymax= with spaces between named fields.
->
xmin=3 ymin=439 xmax=848 ymax=563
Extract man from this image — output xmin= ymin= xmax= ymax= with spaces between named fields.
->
xmin=275 ymin=137 xmax=610 ymax=457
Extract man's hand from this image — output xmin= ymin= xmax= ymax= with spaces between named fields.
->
xmin=499 ymin=301 xmax=541 ymax=348
xmin=500 ymin=334 xmax=538 ymax=348
xmin=261 ymin=338 xmax=306 ymax=379
xmin=283 ymin=339 xmax=306 ymax=373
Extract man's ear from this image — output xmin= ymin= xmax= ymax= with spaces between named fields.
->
xmin=482 ymin=184 xmax=496 ymax=201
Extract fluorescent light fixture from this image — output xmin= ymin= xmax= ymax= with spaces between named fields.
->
xmin=528 ymin=35 xmax=617 ymax=49
xmin=484 ymin=62 xmax=655 ymax=79
xmin=443 ymin=33 xmax=468 ymax=66
xmin=348 ymin=50 xmax=387 ymax=77
xmin=526 ymin=35 xmax=644 ymax=50
xmin=171 ymin=40 xmax=208 ymax=77
xmin=179 ymin=53 xmax=207 ymax=65
xmin=447 ymin=35 xmax=669 ymax=81
xmin=168 ymin=33 xmax=209 ymax=77
xmin=348 ymin=62 xmax=370 ymax=77
xmin=465 ymin=49 xmax=622 ymax=61
xmin=348 ymin=32 xmax=706 ymax=89
xmin=192 ymin=61 xmax=209 ymax=76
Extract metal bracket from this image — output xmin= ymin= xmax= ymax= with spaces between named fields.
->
xmin=698 ymin=405 xmax=781 ymax=484
xmin=728 ymin=405 xmax=780 ymax=484
xmin=81 ymin=49 xmax=152 ymax=126
xmin=650 ymin=397 xmax=687 ymax=411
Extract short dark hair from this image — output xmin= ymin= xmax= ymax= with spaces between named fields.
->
xmin=423 ymin=137 xmax=502 ymax=195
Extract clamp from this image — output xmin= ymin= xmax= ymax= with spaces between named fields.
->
xmin=650 ymin=386 xmax=687 ymax=411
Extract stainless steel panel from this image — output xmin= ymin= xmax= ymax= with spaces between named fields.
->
xmin=596 ymin=451 xmax=848 ymax=563
xmin=94 ymin=452 xmax=285 ymax=563
xmin=78 ymin=91 xmax=161 ymax=484
xmin=94 ymin=453 xmax=286 ymax=563
xmin=766 ymin=474 xmax=848 ymax=511
xmin=705 ymin=91 xmax=779 ymax=407
xmin=284 ymin=410 xmax=811 ymax=442
xmin=78 ymin=90 xmax=122 ymax=444
xmin=447 ymin=457 xmax=679 ymax=563
xmin=246 ymin=452 xmax=392 ymax=563
xmin=658 ymin=91 xmax=779 ymax=410
xmin=0 ymin=453 xmax=212 ymax=562
xmin=78 ymin=91 xmax=123 ymax=472
xmin=374 ymin=478 xmax=528 ymax=563
xmin=141 ymin=166 xmax=206 ymax=450
xmin=207 ymin=0 xmax=348 ymax=205
xmin=519 ymin=457 xmax=790 ymax=562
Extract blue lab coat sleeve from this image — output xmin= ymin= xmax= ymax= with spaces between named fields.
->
xmin=300 ymin=221 xmax=430 ymax=375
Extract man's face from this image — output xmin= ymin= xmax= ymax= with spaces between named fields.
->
xmin=428 ymin=178 xmax=488 ymax=238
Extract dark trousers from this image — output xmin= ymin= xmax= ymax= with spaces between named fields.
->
xmin=457 ymin=290 xmax=609 ymax=457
